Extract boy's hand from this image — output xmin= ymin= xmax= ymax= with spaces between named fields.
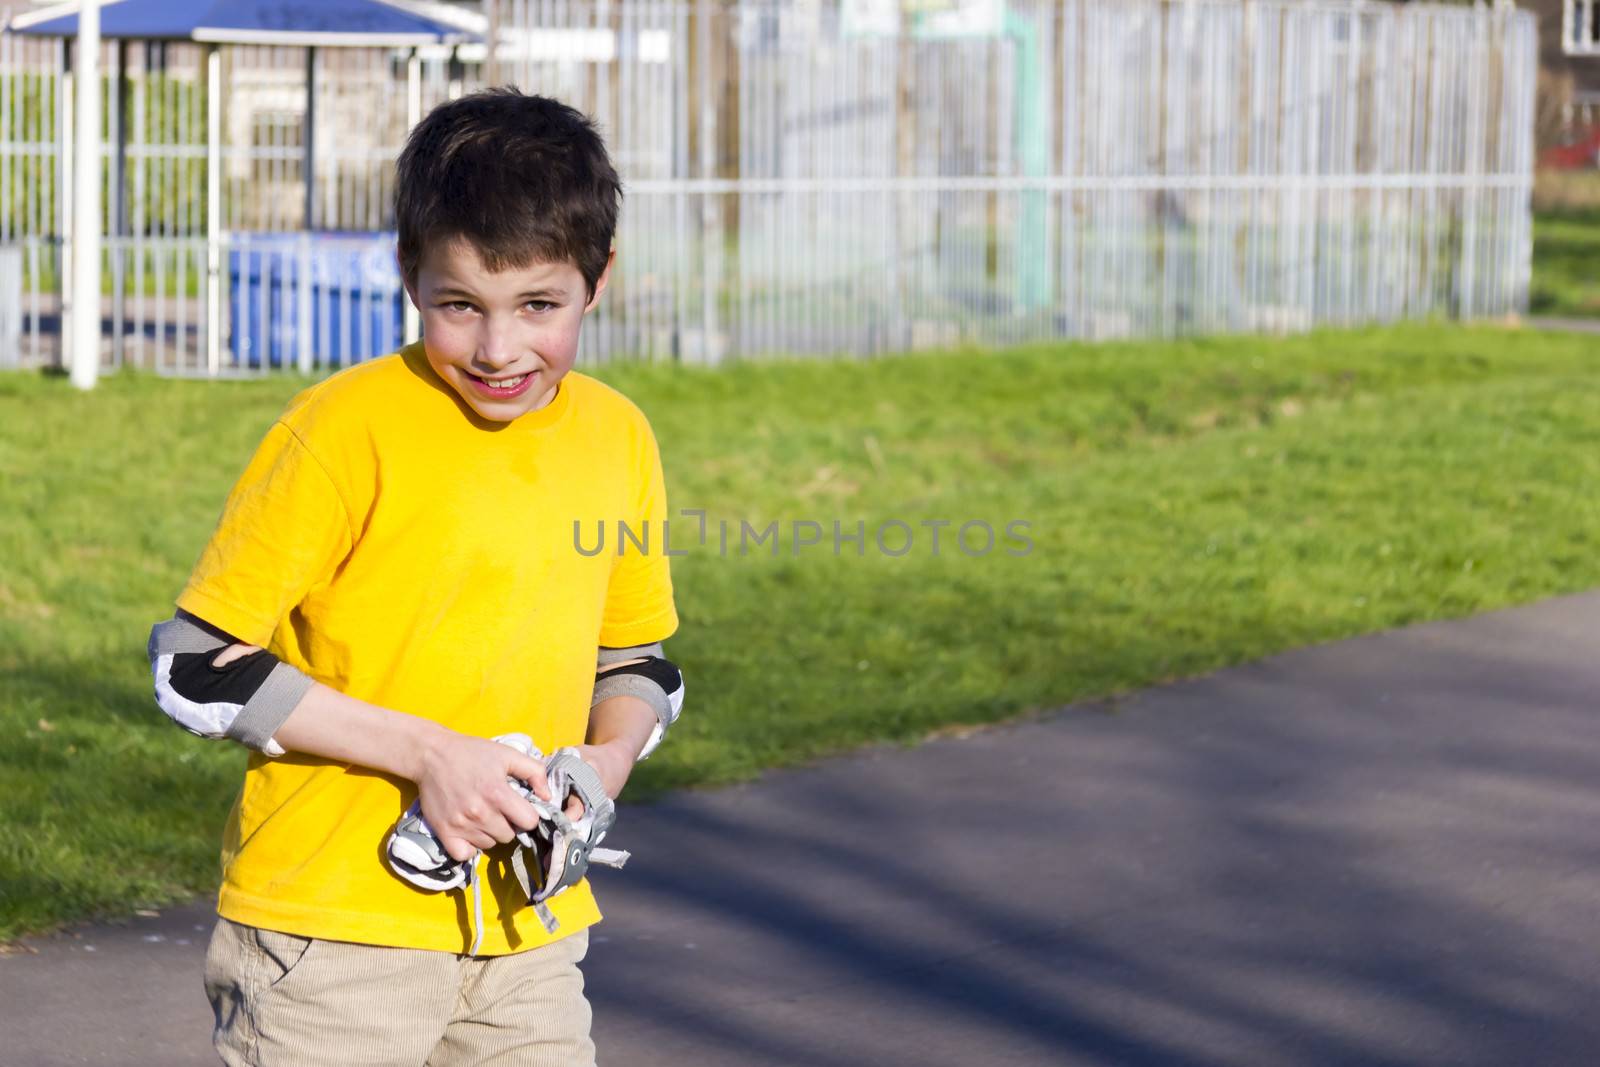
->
xmin=565 ymin=740 xmax=636 ymax=814
xmin=574 ymin=686 xmax=659 ymax=816
xmin=414 ymin=731 xmax=551 ymax=862
xmin=210 ymin=642 xmax=260 ymax=668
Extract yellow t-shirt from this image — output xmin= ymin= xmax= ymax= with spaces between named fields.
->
xmin=176 ymin=343 xmax=678 ymax=955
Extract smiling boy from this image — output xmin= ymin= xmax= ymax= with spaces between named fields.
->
xmin=145 ymin=90 xmax=682 ymax=1065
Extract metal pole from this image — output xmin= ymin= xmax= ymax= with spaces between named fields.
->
xmin=404 ymin=48 xmax=421 ymax=344
xmin=205 ymin=44 xmax=221 ymax=374
xmin=297 ymin=230 xmax=312 ymax=373
xmin=304 ymin=46 xmax=317 ymax=230
xmin=112 ymin=38 xmax=127 ymax=368
xmin=60 ymin=41 xmax=73 ymax=370
xmin=1007 ymin=7 xmax=1050 ymax=315
xmin=485 ymin=0 xmax=499 ymax=85
xmin=70 ymin=0 xmax=101 ymax=389
xmin=696 ymin=0 xmax=718 ymax=363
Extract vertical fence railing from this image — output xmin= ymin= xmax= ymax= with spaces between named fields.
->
xmin=0 ymin=13 xmax=64 ymax=368
xmin=0 ymin=240 xmax=19 ymax=366
xmin=0 ymin=0 xmax=1540 ymax=376
xmin=509 ymin=0 xmax=1537 ymax=364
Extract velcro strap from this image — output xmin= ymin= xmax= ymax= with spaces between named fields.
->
xmin=546 ymin=749 xmax=614 ymax=827
xmin=148 ymin=617 xmax=227 ymax=657
xmin=591 ymin=656 xmax=684 ymax=762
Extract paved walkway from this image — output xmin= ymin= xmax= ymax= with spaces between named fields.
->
xmin=1529 ymin=315 xmax=1600 ymax=334
xmin=6 ymin=592 xmax=1600 ymax=1066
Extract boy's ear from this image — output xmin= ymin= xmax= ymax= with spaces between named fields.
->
xmin=584 ymin=250 xmax=616 ymax=314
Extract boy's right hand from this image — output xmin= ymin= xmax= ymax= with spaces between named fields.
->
xmin=412 ymin=730 xmax=552 ymax=862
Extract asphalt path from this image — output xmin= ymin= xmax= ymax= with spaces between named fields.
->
xmin=5 ymin=591 xmax=1600 ymax=1066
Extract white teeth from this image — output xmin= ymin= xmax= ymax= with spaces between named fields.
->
xmin=482 ymin=374 xmax=526 ymax=389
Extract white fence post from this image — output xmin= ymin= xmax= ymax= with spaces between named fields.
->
xmin=0 ymin=244 xmax=21 ymax=366
xmin=68 ymin=0 xmax=96 ymax=388
xmin=205 ymin=43 xmax=222 ymax=375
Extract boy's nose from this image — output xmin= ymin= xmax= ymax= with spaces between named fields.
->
xmin=475 ymin=324 xmax=519 ymax=371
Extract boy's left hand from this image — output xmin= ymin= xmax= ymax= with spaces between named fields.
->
xmin=563 ymin=740 xmax=635 ymax=817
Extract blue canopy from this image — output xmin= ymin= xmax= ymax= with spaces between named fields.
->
xmin=8 ymin=0 xmax=477 ymax=47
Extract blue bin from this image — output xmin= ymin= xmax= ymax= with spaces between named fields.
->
xmin=229 ymin=232 xmax=405 ymax=368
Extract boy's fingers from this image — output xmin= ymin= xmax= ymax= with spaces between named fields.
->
xmin=209 ymin=643 xmax=261 ymax=668
xmin=440 ymin=835 xmax=479 ymax=862
xmin=510 ymin=758 xmax=552 ymax=801
xmin=501 ymin=785 xmax=543 ymax=832
xmin=477 ymin=811 xmax=517 ymax=845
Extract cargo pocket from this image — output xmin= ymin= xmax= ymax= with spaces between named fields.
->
xmin=205 ymin=920 xmax=324 ymax=1066
xmin=254 ymin=926 xmax=318 ymax=991
xmin=246 ymin=927 xmax=324 ymax=1062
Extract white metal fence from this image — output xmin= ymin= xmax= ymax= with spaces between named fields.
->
xmin=0 ymin=0 xmax=1538 ymax=374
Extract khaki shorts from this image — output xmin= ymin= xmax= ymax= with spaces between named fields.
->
xmin=203 ymin=917 xmax=595 ymax=1067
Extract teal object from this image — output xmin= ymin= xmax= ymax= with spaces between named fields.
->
xmin=1005 ymin=7 xmax=1051 ymax=314
xmin=908 ymin=1 xmax=1051 ymax=314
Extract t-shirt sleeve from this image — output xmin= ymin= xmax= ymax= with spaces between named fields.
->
xmin=176 ymin=421 xmax=353 ymax=648
xmin=598 ymin=420 xmax=679 ymax=648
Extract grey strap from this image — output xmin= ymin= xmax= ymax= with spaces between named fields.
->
xmin=233 ymin=667 xmax=315 ymax=752
xmin=547 ymin=751 xmax=616 ymax=831
xmin=596 ymin=642 xmax=663 ymax=666
xmin=509 ymin=848 xmax=561 ymax=934
xmin=148 ymin=616 xmax=227 ymax=656
xmin=590 ymin=671 xmax=673 ymax=726
xmin=592 ymin=643 xmax=682 ymax=761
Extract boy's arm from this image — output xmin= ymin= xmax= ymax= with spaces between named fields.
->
xmin=574 ymin=692 xmax=656 ymax=803
xmin=152 ymin=619 xmax=677 ymax=844
xmin=201 ymin=637 xmax=673 ymax=819
xmin=151 ymin=613 xmax=552 ymax=863
xmin=272 ymin=679 xmax=553 ymax=861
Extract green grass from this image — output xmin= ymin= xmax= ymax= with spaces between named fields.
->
xmin=1531 ymin=209 xmax=1600 ymax=319
xmin=5 ymin=323 xmax=1600 ymax=940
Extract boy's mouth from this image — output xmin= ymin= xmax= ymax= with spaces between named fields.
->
xmin=465 ymin=370 xmax=536 ymax=399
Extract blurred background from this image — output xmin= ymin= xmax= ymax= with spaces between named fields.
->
xmin=0 ymin=0 xmax=1591 ymax=376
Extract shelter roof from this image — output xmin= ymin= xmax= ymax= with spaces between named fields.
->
xmin=8 ymin=0 xmax=479 ymax=47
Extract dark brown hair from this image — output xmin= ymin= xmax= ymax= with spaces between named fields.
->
xmin=395 ymin=88 xmax=621 ymax=296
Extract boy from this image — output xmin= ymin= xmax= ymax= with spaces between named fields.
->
xmin=146 ymin=90 xmax=683 ymax=1066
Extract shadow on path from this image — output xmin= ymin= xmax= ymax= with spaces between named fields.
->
xmin=5 ymin=592 xmax=1600 ymax=1066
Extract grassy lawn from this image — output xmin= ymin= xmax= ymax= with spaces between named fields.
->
xmin=1531 ymin=208 xmax=1600 ymax=319
xmin=4 ymin=323 xmax=1600 ymax=940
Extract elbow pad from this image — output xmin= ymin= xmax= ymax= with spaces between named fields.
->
xmin=592 ymin=644 xmax=685 ymax=761
xmin=147 ymin=617 xmax=313 ymax=756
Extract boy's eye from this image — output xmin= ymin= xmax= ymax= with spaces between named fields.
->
xmin=525 ymin=300 xmax=555 ymax=313
xmin=441 ymin=301 xmax=476 ymax=314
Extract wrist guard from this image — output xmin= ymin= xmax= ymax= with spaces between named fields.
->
xmin=384 ymin=734 xmax=629 ymax=950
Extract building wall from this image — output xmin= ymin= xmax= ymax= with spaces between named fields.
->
xmin=1526 ymin=0 xmax=1600 ymax=145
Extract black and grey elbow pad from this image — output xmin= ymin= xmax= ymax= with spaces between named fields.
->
xmin=147 ymin=617 xmax=313 ymax=756
xmin=593 ymin=643 xmax=685 ymax=761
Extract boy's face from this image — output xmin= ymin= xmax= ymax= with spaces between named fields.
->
xmin=405 ymin=238 xmax=612 ymax=423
